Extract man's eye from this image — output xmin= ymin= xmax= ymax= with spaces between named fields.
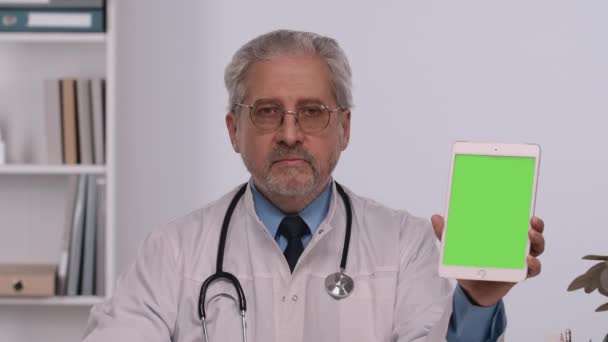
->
xmin=300 ymin=106 xmax=323 ymax=117
xmin=256 ymin=106 xmax=280 ymax=116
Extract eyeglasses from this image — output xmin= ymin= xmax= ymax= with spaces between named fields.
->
xmin=234 ymin=101 xmax=344 ymax=134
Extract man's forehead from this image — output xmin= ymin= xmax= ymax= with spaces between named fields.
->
xmin=253 ymin=97 xmax=327 ymax=105
xmin=242 ymin=55 xmax=335 ymax=104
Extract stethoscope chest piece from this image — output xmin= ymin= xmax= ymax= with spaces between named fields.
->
xmin=325 ymin=270 xmax=354 ymax=299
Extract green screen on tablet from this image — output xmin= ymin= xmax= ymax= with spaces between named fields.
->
xmin=443 ymin=154 xmax=536 ymax=269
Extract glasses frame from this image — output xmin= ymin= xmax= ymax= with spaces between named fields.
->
xmin=234 ymin=102 xmax=344 ymax=134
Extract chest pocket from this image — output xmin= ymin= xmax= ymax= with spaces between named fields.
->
xmin=341 ymin=271 xmax=397 ymax=341
xmin=302 ymin=270 xmax=397 ymax=342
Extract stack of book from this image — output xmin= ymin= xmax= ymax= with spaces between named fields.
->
xmin=57 ymin=174 xmax=106 ymax=296
xmin=0 ymin=0 xmax=105 ymax=33
xmin=45 ymin=78 xmax=106 ymax=165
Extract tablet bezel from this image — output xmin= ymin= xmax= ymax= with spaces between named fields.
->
xmin=438 ymin=141 xmax=541 ymax=282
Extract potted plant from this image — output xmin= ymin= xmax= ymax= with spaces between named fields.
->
xmin=567 ymin=254 xmax=608 ymax=313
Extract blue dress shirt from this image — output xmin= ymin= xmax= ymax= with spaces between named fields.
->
xmin=250 ymin=181 xmax=506 ymax=341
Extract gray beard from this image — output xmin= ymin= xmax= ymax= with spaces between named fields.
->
xmin=243 ymin=144 xmax=340 ymax=201
xmin=263 ymin=162 xmax=321 ymax=197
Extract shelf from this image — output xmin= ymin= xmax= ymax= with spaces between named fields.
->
xmin=0 ymin=295 xmax=104 ymax=306
xmin=0 ymin=164 xmax=106 ymax=175
xmin=0 ymin=33 xmax=106 ymax=43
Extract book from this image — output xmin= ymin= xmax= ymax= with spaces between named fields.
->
xmin=43 ymin=79 xmax=62 ymax=164
xmin=0 ymin=8 xmax=105 ymax=32
xmin=95 ymin=177 xmax=106 ymax=295
xmin=60 ymin=79 xmax=78 ymax=164
xmin=80 ymin=175 xmax=97 ymax=295
xmin=90 ymin=78 xmax=105 ymax=164
xmin=56 ymin=175 xmax=79 ymax=295
xmin=76 ymin=79 xmax=93 ymax=164
xmin=66 ymin=175 xmax=87 ymax=296
xmin=0 ymin=0 xmax=104 ymax=8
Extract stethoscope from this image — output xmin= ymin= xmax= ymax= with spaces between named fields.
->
xmin=198 ymin=181 xmax=354 ymax=342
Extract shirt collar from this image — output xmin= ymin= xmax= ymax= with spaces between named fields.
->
xmin=249 ymin=179 xmax=333 ymax=239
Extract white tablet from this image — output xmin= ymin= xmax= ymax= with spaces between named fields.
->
xmin=438 ymin=141 xmax=541 ymax=282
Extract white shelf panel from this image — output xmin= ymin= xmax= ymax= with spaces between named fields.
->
xmin=0 ymin=295 xmax=104 ymax=306
xmin=0 ymin=164 xmax=106 ymax=175
xmin=0 ymin=33 xmax=106 ymax=43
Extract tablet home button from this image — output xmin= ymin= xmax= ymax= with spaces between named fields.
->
xmin=477 ymin=270 xmax=486 ymax=279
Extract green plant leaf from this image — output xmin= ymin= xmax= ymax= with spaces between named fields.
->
xmin=584 ymin=277 xmax=599 ymax=293
xmin=568 ymin=262 xmax=606 ymax=292
xmin=585 ymin=262 xmax=606 ymax=277
xmin=568 ymin=273 xmax=590 ymax=291
xmin=599 ymin=284 xmax=608 ymax=297
xmin=582 ymin=255 xmax=608 ymax=261
xmin=595 ymin=302 xmax=608 ymax=312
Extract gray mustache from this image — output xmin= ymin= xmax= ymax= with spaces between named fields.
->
xmin=268 ymin=146 xmax=315 ymax=165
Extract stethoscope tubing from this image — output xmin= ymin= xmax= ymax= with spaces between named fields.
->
xmin=198 ymin=184 xmax=248 ymax=320
xmin=335 ymin=182 xmax=352 ymax=272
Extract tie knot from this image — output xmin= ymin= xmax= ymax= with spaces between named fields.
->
xmin=278 ymin=215 xmax=310 ymax=241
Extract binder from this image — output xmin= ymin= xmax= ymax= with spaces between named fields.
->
xmin=80 ymin=175 xmax=97 ymax=295
xmin=0 ymin=0 xmax=104 ymax=8
xmin=56 ymin=175 xmax=79 ymax=295
xmin=66 ymin=175 xmax=87 ymax=296
xmin=95 ymin=177 xmax=106 ymax=295
xmin=60 ymin=79 xmax=78 ymax=164
xmin=0 ymin=8 xmax=104 ymax=32
xmin=43 ymin=79 xmax=63 ymax=164
xmin=90 ymin=78 xmax=105 ymax=164
xmin=77 ymin=79 xmax=93 ymax=164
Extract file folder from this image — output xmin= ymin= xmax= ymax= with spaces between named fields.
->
xmin=0 ymin=8 xmax=104 ymax=32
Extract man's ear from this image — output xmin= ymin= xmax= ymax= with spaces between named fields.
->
xmin=340 ymin=110 xmax=351 ymax=150
xmin=226 ymin=112 xmax=240 ymax=153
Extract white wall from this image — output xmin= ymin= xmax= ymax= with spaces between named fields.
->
xmin=3 ymin=0 xmax=607 ymax=341
xmin=114 ymin=1 xmax=608 ymax=340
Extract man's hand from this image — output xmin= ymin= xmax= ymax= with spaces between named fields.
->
xmin=431 ymin=215 xmax=545 ymax=307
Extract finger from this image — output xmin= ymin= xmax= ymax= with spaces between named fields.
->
xmin=529 ymin=229 xmax=545 ymax=257
xmin=530 ymin=216 xmax=544 ymax=234
xmin=526 ymin=256 xmax=542 ymax=279
xmin=431 ymin=214 xmax=444 ymax=240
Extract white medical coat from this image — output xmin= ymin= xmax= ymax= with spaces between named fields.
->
xmin=82 ymin=183 xmax=505 ymax=341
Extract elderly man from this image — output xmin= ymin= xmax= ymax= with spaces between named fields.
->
xmin=83 ymin=29 xmax=545 ymax=341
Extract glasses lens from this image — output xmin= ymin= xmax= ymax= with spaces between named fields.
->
xmin=251 ymin=103 xmax=282 ymax=131
xmin=298 ymin=105 xmax=330 ymax=133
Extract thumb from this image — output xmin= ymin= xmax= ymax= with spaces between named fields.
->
xmin=430 ymin=214 xmax=445 ymax=241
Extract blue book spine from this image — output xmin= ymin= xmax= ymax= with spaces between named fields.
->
xmin=0 ymin=9 xmax=104 ymax=32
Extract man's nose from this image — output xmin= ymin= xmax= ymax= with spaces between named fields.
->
xmin=275 ymin=112 xmax=304 ymax=146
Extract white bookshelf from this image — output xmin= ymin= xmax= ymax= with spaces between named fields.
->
xmin=0 ymin=295 xmax=104 ymax=306
xmin=0 ymin=33 xmax=105 ymax=43
xmin=0 ymin=0 xmax=116 ymax=309
xmin=0 ymin=165 xmax=106 ymax=175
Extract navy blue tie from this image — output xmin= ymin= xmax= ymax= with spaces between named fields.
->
xmin=278 ymin=216 xmax=310 ymax=272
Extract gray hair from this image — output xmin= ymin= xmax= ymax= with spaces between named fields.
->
xmin=224 ymin=29 xmax=353 ymax=111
